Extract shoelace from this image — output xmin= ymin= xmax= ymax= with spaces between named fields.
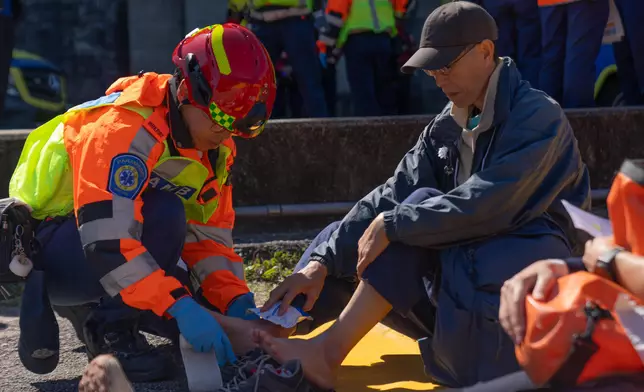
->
xmin=220 ymin=355 xmax=274 ymax=392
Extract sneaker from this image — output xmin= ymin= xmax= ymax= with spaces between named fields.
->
xmin=221 ymin=348 xmax=279 ymax=384
xmin=218 ymin=358 xmax=333 ymax=392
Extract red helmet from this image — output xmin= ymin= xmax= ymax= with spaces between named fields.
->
xmin=172 ymin=23 xmax=276 ymax=138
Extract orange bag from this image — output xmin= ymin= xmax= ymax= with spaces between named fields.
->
xmin=517 ymin=158 xmax=644 ymax=387
xmin=517 ymin=271 xmax=644 ymax=387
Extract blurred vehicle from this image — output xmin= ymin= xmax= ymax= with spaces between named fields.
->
xmin=594 ymin=42 xmax=624 ymax=107
xmin=1 ymin=49 xmax=67 ymax=129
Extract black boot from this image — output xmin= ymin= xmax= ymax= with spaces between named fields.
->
xmin=82 ymin=307 xmax=175 ymax=382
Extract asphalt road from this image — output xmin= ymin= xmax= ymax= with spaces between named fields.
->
xmin=0 ymin=304 xmax=193 ymax=392
xmin=0 ymin=284 xmax=276 ymax=392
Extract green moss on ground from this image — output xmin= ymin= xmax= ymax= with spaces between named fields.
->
xmin=0 ymin=247 xmax=306 ymax=306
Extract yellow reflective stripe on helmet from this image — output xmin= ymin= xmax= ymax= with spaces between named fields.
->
xmin=211 ymin=24 xmax=232 ymax=75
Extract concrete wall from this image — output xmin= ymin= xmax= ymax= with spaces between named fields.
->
xmin=2 ymin=108 xmax=643 ymax=205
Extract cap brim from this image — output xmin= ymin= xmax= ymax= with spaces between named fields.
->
xmin=401 ymin=45 xmax=467 ymax=74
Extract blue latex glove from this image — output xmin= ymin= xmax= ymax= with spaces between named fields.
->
xmin=167 ymin=297 xmax=236 ymax=365
xmin=226 ymin=292 xmax=259 ymax=321
xmin=319 ymin=52 xmax=327 ymax=69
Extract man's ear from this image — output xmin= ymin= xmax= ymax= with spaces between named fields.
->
xmin=480 ymin=39 xmax=495 ymax=62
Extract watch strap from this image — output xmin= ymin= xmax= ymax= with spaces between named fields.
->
xmin=596 ymin=246 xmax=624 ymax=281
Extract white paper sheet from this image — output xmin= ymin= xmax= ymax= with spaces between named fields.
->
xmin=561 ymin=200 xmax=613 ymax=238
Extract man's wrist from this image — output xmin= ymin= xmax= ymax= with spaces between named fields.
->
xmin=307 ymin=257 xmax=329 ymax=277
xmin=382 ymin=210 xmax=398 ymax=242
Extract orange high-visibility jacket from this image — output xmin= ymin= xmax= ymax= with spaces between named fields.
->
xmin=63 ymin=73 xmax=249 ymax=317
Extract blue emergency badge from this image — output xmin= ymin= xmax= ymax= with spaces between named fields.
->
xmin=108 ymin=154 xmax=148 ymax=199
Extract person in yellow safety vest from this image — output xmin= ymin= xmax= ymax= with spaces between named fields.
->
xmin=228 ymin=0 xmax=248 ymax=25
xmin=8 ymin=24 xmax=284 ymax=383
xmin=317 ymin=0 xmax=414 ymax=117
xmin=245 ymin=0 xmax=329 ymax=118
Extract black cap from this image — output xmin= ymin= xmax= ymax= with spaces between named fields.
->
xmin=401 ymin=1 xmax=498 ymax=74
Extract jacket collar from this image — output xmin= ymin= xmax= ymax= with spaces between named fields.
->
xmin=431 ymin=57 xmax=523 ymax=142
xmin=167 ymin=77 xmax=195 ymax=149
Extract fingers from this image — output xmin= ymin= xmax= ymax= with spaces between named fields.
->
xmin=356 ymin=258 xmax=365 ymax=278
xmin=262 ymin=283 xmax=289 ymax=312
xmin=499 ymin=283 xmax=513 ymax=342
xmin=280 ymin=289 xmax=298 ymax=316
xmin=508 ymin=288 xmax=527 ymax=345
xmin=532 ymin=270 xmax=555 ymax=300
xmin=499 ymin=278 xmax=530 ymax=345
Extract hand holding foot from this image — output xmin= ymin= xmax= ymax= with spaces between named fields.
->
xmin=79 ymin=354 xmax=134 ymax=392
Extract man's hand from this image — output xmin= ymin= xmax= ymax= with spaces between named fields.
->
xmin=582 ymin=236 xmax=615 ymax=273
xmin=261 ymin=261 xmax=327 ymax=316
xmin=499 ymin=259 xmax=569 ymax=345
xmin=357 ymin=214 xmax=390 ymax=277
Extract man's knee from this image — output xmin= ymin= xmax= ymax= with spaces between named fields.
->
xmin=294 ymin=221 xmax=341 ymax=273
xmin=362 ymin=243 xmax=436 ymax=315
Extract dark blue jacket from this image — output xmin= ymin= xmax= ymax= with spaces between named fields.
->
xmin=311 ymin=57 xmax=591 ymax=386
xmin=311 ymin=56 xmax=590 ymax=277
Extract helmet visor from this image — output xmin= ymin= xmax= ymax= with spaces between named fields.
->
xmin=209 ymin=101 xmax=268 ymax=139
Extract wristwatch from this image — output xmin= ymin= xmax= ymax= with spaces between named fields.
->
xmin=595 ymin=246 xmax=624 ymax=281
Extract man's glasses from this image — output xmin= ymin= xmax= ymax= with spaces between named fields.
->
xmin=424 ymin=43 xmax=478 ymax=77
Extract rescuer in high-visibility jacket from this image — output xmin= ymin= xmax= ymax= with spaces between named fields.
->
xmin=9 ymin=23 xmax=276 ymax=381
xmin=245 ymin=0 xmax=329 ymax=118
xmin=538 ymin=0 xmax=609 ymax=108
xmin=228 ymin=0 xmax=249 ymax=25
xmin=317 ymin=0 xmax=414 ymax=117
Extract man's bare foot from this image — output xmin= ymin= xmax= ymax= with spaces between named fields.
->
xmin=215 ymin=313 xmax=295 ymax=355
xmin=78 ymin=355 xmax=134 ymax=392
xmin=253 ymin=329 xmax=337 ymax=390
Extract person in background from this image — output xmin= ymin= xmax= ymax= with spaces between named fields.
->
xmin=227 ymin=0 xmax=248 ymax=24
xmin=537 ymin=0 xmax=609 ymax=108
xmin=246 ymin=0 xmax=328 ymax=118
xmin=612 ymin=0 xmax=644 ymax=106
xmin=314 ymin=0 xmax=338 ymax=117
xmin=318 ymin=0 xmax=413 ymax=117
xmin=391 ymin=0 xmax=417 ymax=115
xmin=478 ymin=0 xmax=541 ymax=88
xmin=0 ymin=0 xmax=21 ymax=119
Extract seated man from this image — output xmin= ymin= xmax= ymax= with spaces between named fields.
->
xmin=252 ymin=1 xmax=591 ymax=390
